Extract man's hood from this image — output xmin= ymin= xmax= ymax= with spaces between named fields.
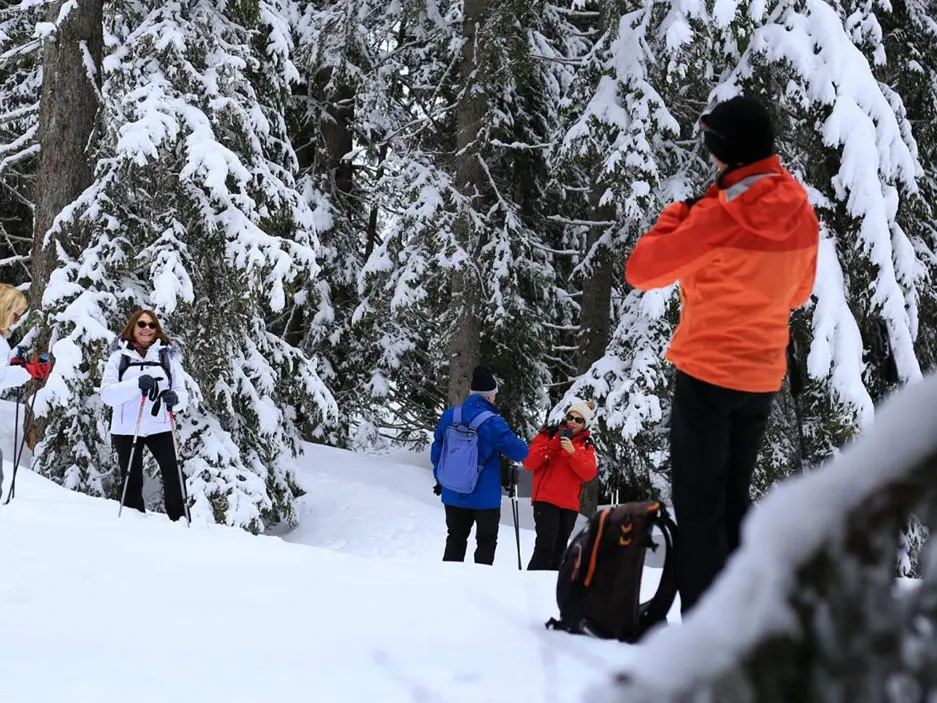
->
xmin=718 ymin=155 xmax=810 ymax=241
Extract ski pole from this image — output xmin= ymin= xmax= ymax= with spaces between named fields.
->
xmin=511 ymin=464 xmax=522 ymax=570
xmin=118 ymin=394 xmax=148 ymax=517
xmin=0 ymin=389 xmax=19 ymax=503
xmin=4 ymin=387 xmax=38 ymax=506
xmin=169 ymin=410 xmax=190 ymax=526
xmin=6 ymin=388 xmax=20 ymax=499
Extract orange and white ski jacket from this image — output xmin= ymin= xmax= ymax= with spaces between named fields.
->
xmin=625 ymin=155 xmax=819 ymax=393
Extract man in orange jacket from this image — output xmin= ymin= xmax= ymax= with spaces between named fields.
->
xmin=625 ymin=95 xmax=819 ymax=614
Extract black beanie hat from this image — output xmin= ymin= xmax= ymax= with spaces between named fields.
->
xmin=700 ymin=95 xmax=775 ymax=168
xmin=470 ymin=365 xmax=498 ymax=394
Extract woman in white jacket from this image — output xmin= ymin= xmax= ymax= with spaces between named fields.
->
xmin=0 ymin=284 xmax=30 ymax=499
xmin=100 ymin=309 xmax=189 ymax=521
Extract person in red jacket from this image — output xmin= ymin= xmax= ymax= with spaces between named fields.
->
xmin=523 ymin=400 xmax=598 ymax=570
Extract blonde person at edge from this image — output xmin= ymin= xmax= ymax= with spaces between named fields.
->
xmin=0 ymin=284 xmax=30 ymax=500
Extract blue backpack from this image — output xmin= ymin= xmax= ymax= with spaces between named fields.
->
xmin=436 ymin=406 xmax=496 ymax=494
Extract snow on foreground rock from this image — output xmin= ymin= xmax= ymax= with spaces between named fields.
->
xmin=1 ymin=466 xmax=636 ymax=703
xmin=590 ymin=373 xmax=937 ymax=701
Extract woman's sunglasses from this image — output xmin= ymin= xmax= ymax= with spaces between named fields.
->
xmin=565 ymin=414 xmax=585 ymax=425
xmin=136 ymin=320 xmax=158 ymax=329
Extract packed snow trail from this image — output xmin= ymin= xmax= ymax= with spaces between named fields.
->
xmin=277 ymin=442 xmax=669 ymax=569
xmin=274 ymin=442 xmax=551 ymax=564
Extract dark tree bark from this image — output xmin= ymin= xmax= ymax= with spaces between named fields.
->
xmin=30 ymin=0 xmax=103 ymax=310
xmin=446 ymin=0 xmax=490 ymax=407
xmin=26 ymin=0 xmax=103 ymax=449
xmin=319 ymin=75 xmax=354 ymax=202
xmin=576 ymin=199 xmax=617 ymax=516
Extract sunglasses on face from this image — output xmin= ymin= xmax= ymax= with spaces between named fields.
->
xmin=136 ymin=320 xmax=157 ymax=329
xmin=565 ymin=414 xmax=585 ymax=425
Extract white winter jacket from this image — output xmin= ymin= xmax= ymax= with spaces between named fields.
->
xmin=100 ymin=340 xmax=189 ymax=437
xmin=0 ymin=334 xmax=30 ymax=393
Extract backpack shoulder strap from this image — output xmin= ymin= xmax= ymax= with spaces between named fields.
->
xmin=116 ymin=344 xmax=173 ymax=386
xmin=469 ymin=410 xmax=495 ymax=431
xmin=453 ymin=405 xmax=463 ymax=426
xmin=159 ymin=346 xmax=173 ymax=386
xmin=637 ymin=504 xmax=679 ymax=636
xmin=117 ymin=352 xmax=130 ymax=382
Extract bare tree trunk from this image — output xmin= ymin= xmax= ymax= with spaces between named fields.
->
xmin=448 ymin=270 xmax=481 ymax=406
xmin=27 ymin=0 xmax=103 ymax=449
xmin=577 ymin=200 xmax=617 ymax=517
xmin=365 ymin=141 xmax=388 ymax=260
xmin=30 ymin=0 xmax=103 ymax=310
xmin=321 ymin=79 xmax=354 ymax=201
xmin=446 ymin=0 xmax=489 ymax=407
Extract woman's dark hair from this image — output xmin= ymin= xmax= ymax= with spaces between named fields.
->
xmin=120 ymin=309 xmax=170 ymax=345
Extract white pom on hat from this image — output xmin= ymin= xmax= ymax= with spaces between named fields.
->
xmin=567 ymin=399 xmax=596 ymax=428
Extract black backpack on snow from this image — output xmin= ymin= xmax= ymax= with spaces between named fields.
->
xmin=545 ymin=500 xmax=678 ymax=643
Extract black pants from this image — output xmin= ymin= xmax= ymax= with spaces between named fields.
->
xmin=528 ymin=501 xmax=579 ymax=570
xmin=443 ymin=505 xmax=501 ymax=565
xmin=670 ymin=371 xmax=774 ymax=614
xmin=114 ymin=432 xmax=186 ymax=522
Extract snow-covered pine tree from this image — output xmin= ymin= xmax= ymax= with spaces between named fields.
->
xmin=548 ymin=0 xmax=715 ymax=508
xmin=280 ymin=0 xmax=396 ymax=448
xmin=709 ymin=0 xmax=925 ymax=496
xmin=0 ymin=0 xmax=42 ymax=284
xmin=355 ymin=0 xmax=574 ymax=447
xmin=285 ymin=0 xmax=459 ymax=449
xmin=31 ymin=0 xmax=337 ymax=533
xmin=879 ymin=0 xmax=937 ymax=372
xmin=874 ymin=0 xmax=937 ymax=576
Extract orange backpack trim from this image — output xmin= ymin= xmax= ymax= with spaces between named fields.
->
xmin=583 ymin=508 xmax=609 ymax=587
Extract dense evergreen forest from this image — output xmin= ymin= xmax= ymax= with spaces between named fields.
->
xmin=0 ymin=0 xmax=933 ymax=573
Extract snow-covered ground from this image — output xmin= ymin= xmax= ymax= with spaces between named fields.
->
xmin=0 ymin=400 xmax=674 ymax=702
xmin=272 ymin=441 xmax=547 ymax=564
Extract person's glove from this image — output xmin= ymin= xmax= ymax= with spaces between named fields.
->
xmin=159 ymin=389 xmax=179 ymax=409
xmin=682 ymin=195 xmax=702 ymax=208
xmin=433 ymin=483 xmax=442 ymax=496
xmin=138 ymin=374 xmax=161 ymax=401
xmin=500 ymin=464 xmax=513 ymax=491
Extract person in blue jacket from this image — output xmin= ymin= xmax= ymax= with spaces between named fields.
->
xmin=431 ymin=365 xmax=529 ymax=565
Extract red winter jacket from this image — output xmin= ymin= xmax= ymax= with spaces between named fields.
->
xmin=522 ymin=427 xmax=598 ymax=512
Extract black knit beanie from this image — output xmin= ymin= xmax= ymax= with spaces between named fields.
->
xmin=700 ymin=96 xmax=775 ymax=168
xmin=470 ymin=365 xmax=498 ymax=394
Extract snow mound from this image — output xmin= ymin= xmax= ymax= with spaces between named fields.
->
xmin=592 ymin=371 xmax=937 ymax=699
xmin=0 ymin=429 xmax=676 ymax=702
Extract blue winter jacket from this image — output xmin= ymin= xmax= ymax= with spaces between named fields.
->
xmin=431 ymin=394 xmax=529 ymax=510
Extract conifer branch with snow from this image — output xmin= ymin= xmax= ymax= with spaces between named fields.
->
xmin=31 ymin=0 xmax=337 ymax=532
